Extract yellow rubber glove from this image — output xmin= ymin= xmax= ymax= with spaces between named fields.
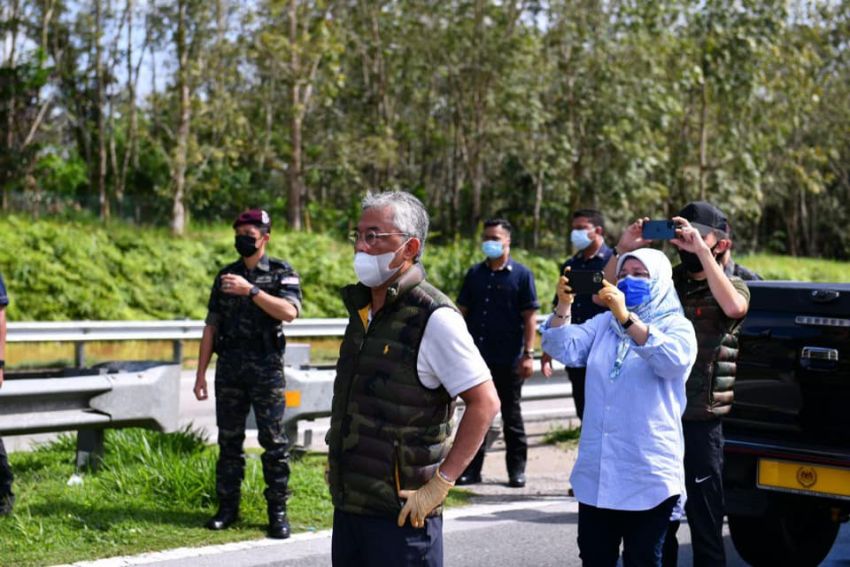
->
xmin=556 ymin=267 xmax=574 ymax=307
xmin=598 ymin=280 xmax=629 ymax=324
xmin=397 ymin=468 xmax=454 ymax=529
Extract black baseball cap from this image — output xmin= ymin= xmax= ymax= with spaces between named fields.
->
xmin=678 ymin=201 xmax=728 ymax=236
xmin=233 ymin=209 xmax=271 ymax=232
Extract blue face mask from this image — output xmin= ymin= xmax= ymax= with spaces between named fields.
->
xmin=571 ymin=229 xmax=593 ymax=251
xmin=617 ymin=276 xmax=652 ymax=308
xmin=481 ymin=240 xmax=504 ymax=259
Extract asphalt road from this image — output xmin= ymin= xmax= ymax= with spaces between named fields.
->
xmin=10 ymin=369 xmax=850 ymax=566
xmin=66 ymin=498 xmax=850 ymax=567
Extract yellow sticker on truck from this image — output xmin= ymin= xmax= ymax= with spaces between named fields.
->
xmin=758 ymin=458 xmax=850 ymax=501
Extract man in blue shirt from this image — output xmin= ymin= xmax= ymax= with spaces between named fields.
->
xmin=541 ymin=209 xmax=613 ymax=421
xmin=456 ymin=219 xmax=540 ymax=488
xmin=0 ymin=273 xmax=12 ymax=516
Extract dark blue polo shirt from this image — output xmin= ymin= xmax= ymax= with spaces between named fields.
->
xmin=0 ymin=274 xmax=8 ymax=307
xmin=554 ymin=244 xmax=613 ymax=324
xmin=457 ymin=258 xmax=540 ymax=366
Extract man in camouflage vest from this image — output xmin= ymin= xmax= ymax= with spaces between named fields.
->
xmin=608 ymin=202 xmax=750 ymax=566
xmin=327 ymin=191 xmax=500 ymax=566
xmin=193 ymin=209 xmax=303 ymax=539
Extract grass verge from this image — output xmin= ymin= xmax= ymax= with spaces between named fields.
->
xmin=542 ymin=425 xmax=581 ymax=451
xmin=0 ymin=428 xmax=329 ymax=566
xmin=0 ymin=428 xmax=472 ymax=566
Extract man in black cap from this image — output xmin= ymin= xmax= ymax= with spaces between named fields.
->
xmin=609 ymin=201 xmax=750 ymax=566
xmin=193 ymin=209 xmax=303 ymax=539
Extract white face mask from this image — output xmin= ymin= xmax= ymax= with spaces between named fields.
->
xmin=353 ymin=241 xmax=409 ymax=287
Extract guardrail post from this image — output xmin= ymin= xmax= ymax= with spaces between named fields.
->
xmin=74 ymin=343 xmax=86 ymax=368
xmin=76 ymin=429 xmax=105 ymax=471
xmin=172 ymin=340 xmax=183 ymax=364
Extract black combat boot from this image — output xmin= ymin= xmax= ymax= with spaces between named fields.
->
xmin=205 ymin=500 xmax=239 ymax=530
xmin=0 ymin=493 xmax=14 ymax=516
xmin=267 ymin=501 xmax=291 ymax=539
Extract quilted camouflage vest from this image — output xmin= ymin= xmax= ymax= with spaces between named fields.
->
xmin=327 ymin=264 xmax=457 ymax=517
xmin=674 ymin=265 xmax=744 ymax=420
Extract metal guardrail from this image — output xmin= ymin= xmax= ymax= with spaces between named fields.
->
xmin=7 ymin=318 xmax=352 ymax=366
xmin=8 ymin=316 xmax=550 ymax=366
xmin=283 ymin=360 xmax=574 ymax=448
xmin=0 ymin=362 xmax=181 ymax=468
xmin=8 ymin=315 xmax=550 ymax=341
xmin=5 ymin=317 xmax=573 ymax=456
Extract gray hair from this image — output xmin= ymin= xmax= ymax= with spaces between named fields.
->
xmin=361 ymin=191 xmax=429 ymax=260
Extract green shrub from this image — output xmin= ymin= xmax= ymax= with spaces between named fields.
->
xmin=0 ymin=215 xmax=846 ymax=322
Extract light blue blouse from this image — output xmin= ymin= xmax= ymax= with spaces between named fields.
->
xmin=542 ymin=311 xmax=697 ymax=511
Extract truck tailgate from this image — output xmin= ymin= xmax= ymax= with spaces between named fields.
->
xmin=726 ymin=281 xmax=850 ymax=447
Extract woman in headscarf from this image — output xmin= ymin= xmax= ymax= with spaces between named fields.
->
xmin=541 ymin=248 xmax=697 ymax=567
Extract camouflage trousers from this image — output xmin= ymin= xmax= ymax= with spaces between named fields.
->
xmin=214 ymin=351 xmax=290 ymax=506
xmin=0 ymin=437 xmax=12 ymax=495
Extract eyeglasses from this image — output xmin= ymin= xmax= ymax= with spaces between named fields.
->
xmin=348 ymin=230 xmax=410 ymax=247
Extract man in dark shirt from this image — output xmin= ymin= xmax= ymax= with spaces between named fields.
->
xmin=193 ymin=209 xmax=303 ymax=539
xmin=455 ymin=219 xmax=540 ymax=488
xmin=541 ymin=209 xmax=613 ymax=421
xmin=0 ymin=273 xmax=12 ymax=516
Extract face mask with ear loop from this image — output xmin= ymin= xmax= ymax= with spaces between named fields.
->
xmin=353 ymin=239 xmax=411 ymax=287
xmin=677 ymin=242 xmax=721 ymax=273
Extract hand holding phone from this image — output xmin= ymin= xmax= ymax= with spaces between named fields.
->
xmin=641 ymin=220 xmax=677 ymax=241
xmin=568 ymin=270 xmax=605 ymax=295
xmin=557 ymin=267 xmax=574 ymax=305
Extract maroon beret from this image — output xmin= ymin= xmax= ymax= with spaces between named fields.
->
xmin=233 ymin=209 xmax=271 ymax=231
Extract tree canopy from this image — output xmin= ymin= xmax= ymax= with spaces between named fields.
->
xmin=2 ymin=1 xmax=850 ymax=258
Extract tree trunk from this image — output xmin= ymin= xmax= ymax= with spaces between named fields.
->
xmin=94 ymin=0 xmax=110 ymax=220
xmin=116 ymin=0 xmax=138 ymax=205
xmin=171 ymin=0 xmax=191 ymax=236
xmin=3 ymin=0 xmax=20 ymax=212
xmin=287 ymin=0 xmax=303 ymax=230
xmin=532 ymin=171 xmax=543 ymax=249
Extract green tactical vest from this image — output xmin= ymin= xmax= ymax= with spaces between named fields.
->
xmin=674 ymin=265 xmax=744 ymax=420
xmin=327 ymin=263 xmax=457 ymax=517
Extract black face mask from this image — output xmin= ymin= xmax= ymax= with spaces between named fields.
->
xmin=678 ymin=243 xmax=720 ymax=273
xmin=235 ymin=234 xmax=259 ymax=257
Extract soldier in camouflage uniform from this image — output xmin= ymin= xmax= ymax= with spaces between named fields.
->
xmin=328 ymin=191 xmax=500 ymax=567
xmin=607 ymin=202 xmax=750 ymax=567
xmin=193 ymin=209 xmax=302 ymax=539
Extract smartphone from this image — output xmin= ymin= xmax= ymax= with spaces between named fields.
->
xmin=642 ymin=219 xmax=677 ymax=240
xmin=568 ymin=270 xmax=604 ymax=295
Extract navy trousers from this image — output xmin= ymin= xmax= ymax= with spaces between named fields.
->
xmin=331 ymin=508 xmax=443 ymax=567
xmin=462 ymin=363 xmax=527 ymax=478
xmin=578 ymin=495 xmax=678 ymax=567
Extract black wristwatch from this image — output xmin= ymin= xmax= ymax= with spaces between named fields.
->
xmin=621 ymin=312 xmax=635 ymax=330
xmin=522 ymin=349 xmax=535 ymax=359
xmin=0 ymin=360 xmax=5 ymax=369
xmin=249 ymin=285 xmax=261 ymax=298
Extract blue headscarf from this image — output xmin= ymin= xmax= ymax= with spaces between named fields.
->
xmin=608 ymin=248 xmax=684 ymax=379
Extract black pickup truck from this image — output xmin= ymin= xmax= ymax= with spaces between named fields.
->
xmin=724 ymin=281 xmax=850 ymax=566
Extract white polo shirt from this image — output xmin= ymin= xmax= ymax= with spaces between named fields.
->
xmin=364 ymin=306 xmax=491 ymax=397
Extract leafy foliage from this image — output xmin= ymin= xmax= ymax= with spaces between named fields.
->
xmin=2 ymin=1 xmax=850 ymax=258
xmin=1 ymin=217 xmax=847 ymax=322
